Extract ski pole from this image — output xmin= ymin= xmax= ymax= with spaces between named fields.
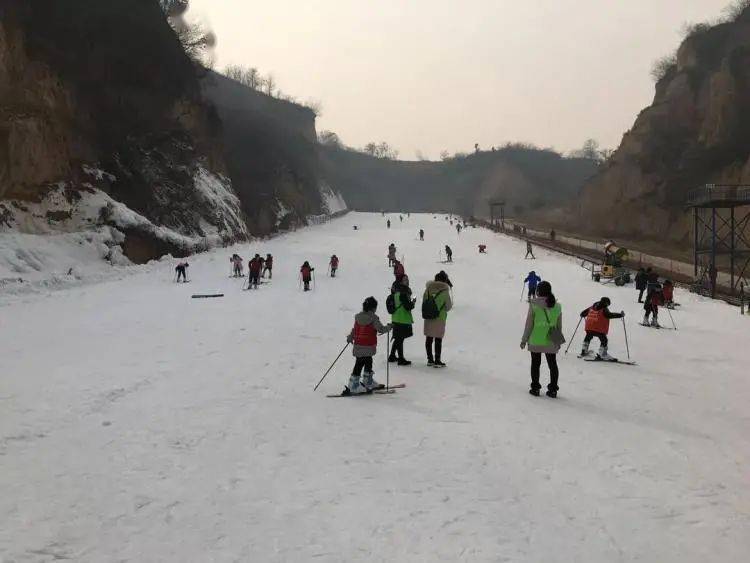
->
xmin=386 ymin=329 xmax=390 ymax=392
xmin=298 ymin=274 xmax=302 ymax=291
xmin=313 ymin=270 xmax=316 ymax=291
xmin=565 ymin=316 xmax=583 ymax=354
xmin=520 ymin=282 xmax=526 ymax=302
xmin=666 ymin=307 xmax=677 ymax=330
xmin=313 ymin=342 xmax=350 ymax=391
xmin=622 ymin=317 xmax=631 ymax=360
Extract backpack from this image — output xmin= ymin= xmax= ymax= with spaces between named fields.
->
xmin=386 ymin=293 xmax=397 ymax=314
xmin=422 ymin=290 xmax=444 ymax=320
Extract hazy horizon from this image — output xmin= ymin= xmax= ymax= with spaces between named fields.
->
xmin=189 ymin=0 xmax=731 ymax=159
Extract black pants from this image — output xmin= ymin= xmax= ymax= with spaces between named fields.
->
xmin=176 ymin=267 xmax=187 ymax=282
xmin=637 ymin=288 xmax=645 ymax=302
xmin=303 ymin=279 xmax=311 ymax=291
xmin=583 ymin=332 xmax=608 ymax=347
xmin=391 ymin=336 xmax=405 ymax=360
xmin=250 ymin=273 xmax=260 ymax=287
xmin=330 ymin=268 xmax=337 ymax=277
xmin=530 ymin=352 xmax=559 ymax=392
xmin=525 ymin=251 xmax=535 ymax=259
xmin=263 ymin=266 xmax=272 ymax=279
xmin=528 ymin=287 xmax=536 ymax=300
xmin=352 ymin=356 xmax=373 ymax=376
xmin=425 ymin=337 xmax=442 ymax=361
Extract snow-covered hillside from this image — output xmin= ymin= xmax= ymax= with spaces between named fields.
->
xmin=1 ymin=213 xmax=747 ymax=562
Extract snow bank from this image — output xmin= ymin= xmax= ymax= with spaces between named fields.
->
xmin=319 ymin=183 xmax=347 ymax=214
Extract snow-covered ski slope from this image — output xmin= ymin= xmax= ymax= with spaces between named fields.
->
xmin=1 ymin=212 xmax=748 ymax=562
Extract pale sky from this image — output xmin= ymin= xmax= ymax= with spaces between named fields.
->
xmin=189 ymin=0 xmax=731 ymax=159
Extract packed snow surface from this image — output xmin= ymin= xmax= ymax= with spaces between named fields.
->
xmin=1 ymin=213 xmax=748 ymax=562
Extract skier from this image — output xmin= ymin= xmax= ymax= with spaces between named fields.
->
xmin=329 ymin=255 xmax=339 ymax=277
xmin=262 ymin=254 xmax=273 ymax=279
xmin=579 ymin=298 xmax=625 ymax=360
xmin=230 ymin=254 xmax=244 ymax=277
xmin=444 ymin=245 xmax=453 ymax=263
xmin=423 ymin=271 xmax=453 ymax=367
xmin=524 ymin=271 xmax=541 ymax=301
xmin=388 ymin=243 xmax=397 ymax=267
xmin=393 ymin=259 xmax=406 ymax=283
xmin=643 ymin=281 xmax=664 ymax=327
xmin=520 ymin=281 xmax=562 ymax=398
xmin=248 ymin=254 xmax=263 ymax=289
xmin=300 ymin=261 xmax=315 ymax=292
xmin=175 ymin=261 xmax=189 ymax=283
xmin=478 ymin=244 xmax=487 ymax=254
xmin=400 ymin=215 xmax=403 ymax=222
xmin=456 ymin=223 xmax=462 ymax=235
xmin=663 ymin=279 xmax=675 ymax=308
xmin=344 ymin=297 xmax=392 ymax=395
xmin=635 ymin=268 xmax=648 ymax=302
xmin=387 ymin=219 xmax=391 ymax=229
xmin=388 ymin=275 xmax=416 ymax=365
xmin=525 ymin=240 xmax=535 ymax=259
xmin=419 ymin=229 xmax=424 ymax=241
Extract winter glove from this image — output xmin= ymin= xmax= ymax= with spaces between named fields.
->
xmin=346 ymin=335 xmax=353 ymax=344
xmin=520 ymin=342 xmax=526 ymax=350
xmin=621 ymin=311 xmax=625 ymax=317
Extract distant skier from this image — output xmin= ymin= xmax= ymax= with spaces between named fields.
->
xmin=663 ymin=279 xmax=675 ymax=308
xmin=388 ymin=276 xmax=416 ymax=365
xmin=329 ymin=255 xmax=339 ymax=277
xmin=262 ymin=254 xmax=273 ymax=279
xmin=301 ymin=261 xmax=314 ymax=292
xmin=520 ymin=281 xmax=562 ymax=398
xmin=423 ymin=271 xmax=453 ymax=367
xmin=393 ymin=259 xmax=406 ymax=283
xmin=579 ymin=298 xmax=625 ymax=360
xmin=387 ymin=219 xmax=391 ymax=229
xmin=524 ymin=271 xmax=541 ymax=301
xmin=456 ymin=223 xmax=462 ymax=235
xmin=635 ymin=268 xmax=648 ymax=302
xmin=248 ymin=254 xmax=263 ymax=289
xmin=388 ymin=243 xmax=397 ymax=267
xmin=478 ymin=244 xmax=487 ymax=254
xmin=419 ymin=229 xmax=424 ymax=241
xmin=399 ymin=215 xmax=403 ymax=222
xmin=525 ymin=240 xmax=535 ymax=259
xmin=643 ymin=282 xmax=664 ymax=327
xmin=343 ymin=297 xmax=392 ymax=395
xmin=175 ymin=261 xmax=189 ymax=283
xmin=230 ymin=254 xmax=244 ymax=277
xmin=550 ymin=229 xmax=556 ymax=242
xmin=444 ymin=245 xmax=453 ymax=263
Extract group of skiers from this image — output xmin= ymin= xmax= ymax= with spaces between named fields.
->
xmin=227 ymin=253 xmax=273 ymax=289
xmin=635 ymin=267 xmax=676 ymax=327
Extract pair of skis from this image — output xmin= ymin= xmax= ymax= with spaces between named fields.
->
xmin=327 ymin=383 xmax=406 ymax=398
xmin=577 ymin=353 xmax=636 ymax=366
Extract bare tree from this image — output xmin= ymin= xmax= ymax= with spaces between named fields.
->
xmin=724 ymin=0 xmax=750 ymax=21
xmin=304 ymin=99 xmax=322 ymax=117
xmin=263 ymin=73 xmax=277 ymax=96
xmin=440 ymin=150 xmax=450 ymax=161
xmin=651 ymin=52 xmax=677 ymax=82
xmin=319 ymin=130 xmax=342 ymax=148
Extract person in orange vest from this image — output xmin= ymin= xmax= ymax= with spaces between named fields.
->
xmin=343 ymin=297 xmax=392 ymax=395
xmin=248 ymin=254 xmax=263 ymax=289
xmin=329 ymin=255 xmax=339 ymax=277
xmin=579 ymin=297 xmax=624 ymax=360
xmin=300 ymin=261 xmax=314 ymax=291
xmin=662 ymin=279 xmax=675 ymax=308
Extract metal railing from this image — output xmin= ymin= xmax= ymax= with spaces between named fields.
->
xmin=687 ymin=184 xmax=750 ymax=206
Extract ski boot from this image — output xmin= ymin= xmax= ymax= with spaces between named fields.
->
xmin=388 ymin=354 xmax=398 ymax=363
xmin=343 ymin=375 xmax=367 ymax=396
xmin=596 ymin=346 xmax=616 ymax=362
xmin=546 ymin=389 xmax=557 ymax=398
xmin=529 ymin=387 xmax=540 ymax=397
xmin=362 ymin=371 xmax=381 ymax=392
xmin=580 ymin=340 xmax=591 ymax=357
xmin=651 ymin=317 xmax=660 ymax=328
xmin=397 ymin=358 xmax=412 ymax=366
xmin=642 ymin=314 xmax=650 ymax=326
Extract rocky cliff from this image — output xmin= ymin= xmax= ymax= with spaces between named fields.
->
xmin=576 ymin=7 xmax=750 ymax=248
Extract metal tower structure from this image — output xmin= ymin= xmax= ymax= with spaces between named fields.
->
xmin=489 ymin=201 xmax=506 ymax=231
xmin=687 ymin=184 xmax=750 ymax=297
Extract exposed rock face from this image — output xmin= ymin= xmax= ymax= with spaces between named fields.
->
xmin=577 ymin=9 xmax=750 ymax=247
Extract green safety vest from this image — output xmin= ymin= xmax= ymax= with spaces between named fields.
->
xmin=529 ymin=303 xmax=562 ymax=347
xmin=392 ymin=292 xmax=414 ymax=325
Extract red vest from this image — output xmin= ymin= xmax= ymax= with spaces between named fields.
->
xmin=301 ymin=266 xmax=312 ymax=280
xmin=249 ymin=259 xmax=262 ymax=274
xmin=330 ymin=257 xmax=339 ymax=267
xmin=663 ymin=284 xmax=673 ymax=301
xmin=353 ymin=322 xmax=377 ymax=346
xmin=585 ymin=307 xmax=610 ymax=334
xmin=394 ymin=263 xmax=405 ymax=277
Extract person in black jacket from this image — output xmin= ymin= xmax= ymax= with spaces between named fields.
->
xmin=579 ymin=298 xmax=625 ymax=360
xmin=634 ymin=268 xmax=648 ymax=302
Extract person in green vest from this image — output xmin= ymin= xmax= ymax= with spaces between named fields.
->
xmin=389 ymin=276 xmax=416 ymax=365
xmin=520 ymin=281 xmax=563 ymax=398
xmin=423 ymin=271 xmax=453 ymax=367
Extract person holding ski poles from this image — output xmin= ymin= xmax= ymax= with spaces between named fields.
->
xmin=579 ymin=297 xmax=624 ymax=360
xmin=444 ymin=245 xmax=453 ymax=263
xmin=175 ymin=261 xmax=189 ymax=283
xmin=262 ymin=254 xmax=273 ymax=279
xmin=329 ymin=255 xmax=340 ymax=277
xmin=388 ymin=276 xmax=416 ymax=365
xmin=248 ymin=254 xmax=263 ymax=289
xmin=524 ymin=271 xmax=541 ymax=301
xmin=343 ymin=297 xmax=392 ymax=395
xmin=643 ymin=282 xmax=664 ymax=327
xmin=525 ymin=240 xmax=535 ymax=259
xmin=423 ymin=271 xmax=453 ymax=367
xmin=419 ymin=229 xmax=424 ymax=241
xmin=231 ymin=254 xmax=244 ymax=277
xmin=520 ymin=281 xmax=563 ymax=398
xmin=301 ymin=261 xmax=315 ymax=291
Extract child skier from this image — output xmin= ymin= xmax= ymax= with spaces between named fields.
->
xmin=525 ymin=241 xmax=535 ymax=259
xmin=248 ymin=254 xmax=263 ymax=289
xmin=231 ymin=254 xmax=244 ymax=277
xmin=262 ymin=254 xmax=273 ymax=279
xmin=663 ymin=280 xmax=675 ymax=308
xmin=344 ymin=297 xmax=392 ymax=395
xmin=329 ymin=255 xmax=339 ymax=277
xmin=643 ymin=283 xmax=664 ymax=327
xmin=419 ymin=229 xmax=424 ymax=241
xmin=524 ymin=271 xmax=541 ymax=301
xmin=387 ymin=219 xmax=391 ymax=229
xmin=301 ymin=261 xmax=314 ymax=291
xmin=388 ymin=243 xmax=397 ymax=267
xmin=393 ymin=259 xmax=406 ymax=283
xmin=444 ymin=245 xmax=453 ymax=263
xmin=175 ymin=261 xmax=189 ymax=283
xmin=579 ymin=298 xmax=625 ymax=360
xmin=478 ymin=244 xmax=487 ymax=254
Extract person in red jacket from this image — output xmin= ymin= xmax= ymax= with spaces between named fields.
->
xmin=248 ymin=254 xmax=263 ymax=289
xmin=663 ymin=279 xmax=675 ymax=308
xmin=343 ymin=297 xmax=392 ymax=395
xmin=329 ymin=255 xmax=339 ymax=277
xmin=579 ymin=297 xmax=624 ymax=360
xmin=643 ymin=283 xmax=664 ymax=327
xmin=262 ymin=254 xmax=273 ymax=279
xmin=300 ymin=261 xmax=314 ymax=291
xmin=393 ymin=259 xmax=405 ymax=283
